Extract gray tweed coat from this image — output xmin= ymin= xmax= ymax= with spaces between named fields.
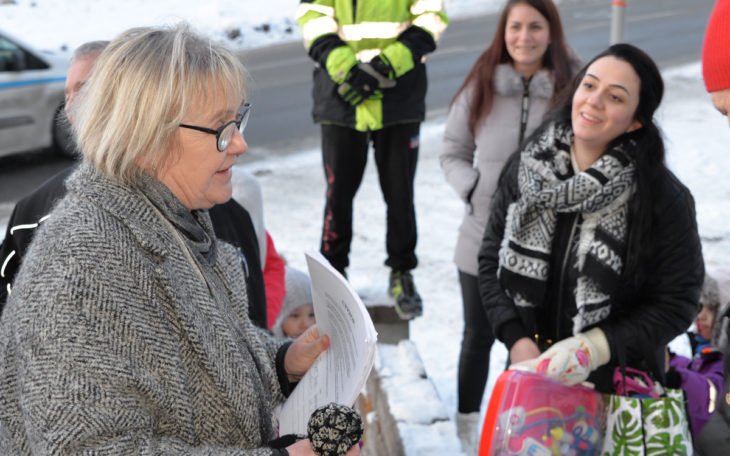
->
xmin=0 ymin=164 xmax=285 ymax=455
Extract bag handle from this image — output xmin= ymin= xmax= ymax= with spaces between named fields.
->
xmin=612 ymin=326 xmax=666 ymax=397
xmin=613 ymin=326 xmax=630 ymax=394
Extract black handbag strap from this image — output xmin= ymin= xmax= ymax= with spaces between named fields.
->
xmin=613 ymin=325 xmax=665 ymax=394
xmin=613 ymin=327 xmax=630 ymax=394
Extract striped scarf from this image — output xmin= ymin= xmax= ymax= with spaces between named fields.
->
xmin=498 ymin=122 xmax=636 ymax=334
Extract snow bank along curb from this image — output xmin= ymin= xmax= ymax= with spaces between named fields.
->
xmin=360 ymin=341 xmax=465 ymax=455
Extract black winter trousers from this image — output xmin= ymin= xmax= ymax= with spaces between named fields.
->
xmin=319 ymin=123 xmax=419 ymax=273
xmin=458 ymin=270 xmax=495 ymax=413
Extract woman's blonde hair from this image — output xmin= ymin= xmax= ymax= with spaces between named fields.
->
xmin=73 ymin=23 xmax=248 ymax=183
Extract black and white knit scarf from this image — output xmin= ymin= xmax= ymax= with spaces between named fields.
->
xmin=498 ymin=122 xmax=636 ymax=334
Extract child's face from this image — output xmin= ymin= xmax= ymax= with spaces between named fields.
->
xmin=282 ymin=304 xmax=316 ymax=338
xmin=696 ymin=304 xmax=716 ymax=341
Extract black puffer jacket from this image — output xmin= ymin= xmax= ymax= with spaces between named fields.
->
xmin=478 ymin=152 xmax=704 ymax=392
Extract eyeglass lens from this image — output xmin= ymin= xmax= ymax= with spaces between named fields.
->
xmin=217 ymin=107 xmax=250 ymax=151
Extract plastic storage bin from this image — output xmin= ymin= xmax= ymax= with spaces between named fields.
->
xmin=479 ymin=370 xmax=606 ymax=456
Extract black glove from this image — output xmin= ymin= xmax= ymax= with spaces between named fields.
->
xmin=369 ymin=54 xmax=394 ymax=79
xmin=337 ymin=66 xmax=379 ymax=106
xmin=361 ymin=55 xmax=396 ymax=90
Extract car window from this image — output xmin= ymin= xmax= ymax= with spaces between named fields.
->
xmin=0 ymin=35 xmax=49 ymax=72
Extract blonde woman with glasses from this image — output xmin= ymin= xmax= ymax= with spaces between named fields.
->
xmin=0 ymin=24 xmax=357 ymax=456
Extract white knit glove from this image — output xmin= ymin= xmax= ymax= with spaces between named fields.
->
xmin=511 ymin=328 xmax=611 ymax=386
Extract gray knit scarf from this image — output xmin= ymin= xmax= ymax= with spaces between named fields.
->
xmin=137 ymin=172 xmax=216 ymax=265
xmin=498 ymin=122 xmax=636 ymax=334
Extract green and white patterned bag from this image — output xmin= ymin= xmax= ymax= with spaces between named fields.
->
xmin=600 ymin=387 xmax=693 ymax=455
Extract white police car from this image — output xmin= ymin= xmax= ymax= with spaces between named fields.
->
xmin=0 ymin=30 xmax=70 ymax=158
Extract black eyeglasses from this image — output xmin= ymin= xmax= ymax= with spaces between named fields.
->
xmin=179 ymin=103 xmax=252 ymax=152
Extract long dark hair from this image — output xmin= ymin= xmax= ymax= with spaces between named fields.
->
xmin=540 ymin=43 xmax=666 ymax=283
xmin=452 ymin=0 xmax=579 ymax=135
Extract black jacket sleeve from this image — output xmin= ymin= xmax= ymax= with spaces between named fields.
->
xmin=0 ymin=216 xmax=18 ymax=310
xmin=308 ymin=33 xmax=348 ymax=69
xmin=477 ymin=152 xmax=531 ymax=350
xmin=0 ymin=166 xmax=75 ymax=314
xmin=209 ymin=200 xmax=268 ymax=330
xmin=397 ymin=26 xmax=437 ymax=64
xmin=599 ymin=172 xmax=704 ymax=369
xmin=307 ymin=22 xmax=437 ymax=75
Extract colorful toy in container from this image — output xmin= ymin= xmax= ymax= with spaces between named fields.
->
xmin=479 ymin=370 xmax=606 ymax=455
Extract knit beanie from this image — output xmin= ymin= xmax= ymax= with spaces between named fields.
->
xmin=702 ymin=0 xmax=730 ymax=92
xmin=697 ymin=272 xmax=729 ymax=351
xmin=272 ymin=266 xmax=313 ymax=337
xmin=307 ymin=403 xmax=363 ymax=456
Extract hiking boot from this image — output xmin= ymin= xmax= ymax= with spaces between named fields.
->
xmin=389 ymin=270 xmax=423 ymax=319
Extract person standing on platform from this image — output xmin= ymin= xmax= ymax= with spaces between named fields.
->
xmin=296 ymin=0 xmax=448 ymax=319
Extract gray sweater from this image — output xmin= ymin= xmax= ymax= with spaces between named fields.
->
xmin=440 ymin=64 xmax=554 ymax=275
xmin=0 ymin=164 xmax=285 ymax=455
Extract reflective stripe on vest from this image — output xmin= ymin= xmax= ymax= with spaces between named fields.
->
xmin=339 ymin=21 xmax=409 ymax=41
xmin=301 ymin=15 xmax=340 ymax=48
xmin=411 ymin=0 xmax=444 ymax=15
xmin=356 ymin=48 xmax=382 ymax=62
xmin=296 ymin=2 xmax=335 ymax=19
xmin=413 ymin=12 xmax=447 ymax=41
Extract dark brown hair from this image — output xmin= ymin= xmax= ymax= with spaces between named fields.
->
xmin=538 ymin=43 xmax=665 ymax=289
xmin=452 ymin=0 xmax=579 ymax=134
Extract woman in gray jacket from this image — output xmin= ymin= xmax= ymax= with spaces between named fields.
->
xmin=439 ymin=1 xmax=578 ymax=452
xmin=0 ymin=24 xmax=357 ymax=456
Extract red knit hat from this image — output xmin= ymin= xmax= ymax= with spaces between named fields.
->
xmin=703 ymin=0 xmax=730 ymax=92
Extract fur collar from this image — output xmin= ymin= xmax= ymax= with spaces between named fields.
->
xmin=493 ymin=63 xmax=554 ymax=99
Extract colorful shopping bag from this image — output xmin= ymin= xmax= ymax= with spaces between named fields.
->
xmin=601 ymin=386 xmax=692 ymax=455
xmin=479 ymin=370 xmax=606 ymax=455
xmin=601 ymin=389 xmax=692 ymax=456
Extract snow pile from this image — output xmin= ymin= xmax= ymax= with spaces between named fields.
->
xmin=0 ymin=0 xmax=519 ymax=52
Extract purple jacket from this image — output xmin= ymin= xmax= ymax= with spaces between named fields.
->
xmin=669 ymin=349 xmax=724 ymax=439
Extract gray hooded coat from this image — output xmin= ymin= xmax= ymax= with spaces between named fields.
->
xmin=440 ymin=64 xmax=554 ymax=275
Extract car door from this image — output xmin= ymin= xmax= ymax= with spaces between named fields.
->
xmin=0 ymin=33 xmax=66 ymax=158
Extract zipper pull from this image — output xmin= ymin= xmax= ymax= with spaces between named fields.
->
xmin=518 ymin=77 xmax=531 ymax=144
xmin=237 ymin=248 xmax=249 ymax=279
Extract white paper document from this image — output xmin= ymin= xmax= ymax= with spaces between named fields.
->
xmin=278 ymin=251 xmax=378 ymax=436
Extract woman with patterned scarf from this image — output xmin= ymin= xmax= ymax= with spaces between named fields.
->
xmin=439 ymin=2 xmax=579 ymax=451
xmin=478 ymin=43 xmax=704 ymax=394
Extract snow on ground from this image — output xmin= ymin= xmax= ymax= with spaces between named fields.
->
xmin=244 ymin=62 xmax=730 ymax=420
xmin=0 ymin=0 xmax=518 ymax=52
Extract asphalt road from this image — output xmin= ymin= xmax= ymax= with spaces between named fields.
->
xmin=0 ymin=0 xmax=715 ymax=209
